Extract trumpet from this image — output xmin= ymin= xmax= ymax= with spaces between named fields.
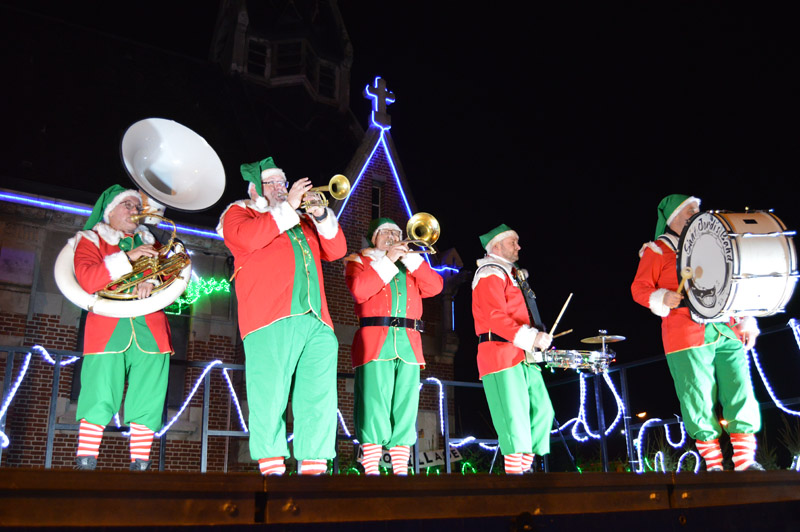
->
xmin=299 ymin=174 xmax=350 ymax=212
xmin=398 ymin=212 xmax=440 ymax=254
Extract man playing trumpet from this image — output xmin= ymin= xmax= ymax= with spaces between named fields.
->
xmin=218 ymin=157 xmax=347 ymax=476
xmin=72 ymin=185 xmax=173 ymax=471
xmin=344 ymin=218 xmax=443 ymax=475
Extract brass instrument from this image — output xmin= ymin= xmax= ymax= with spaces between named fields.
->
xmin=401 ymin=212 xmax=440 ymax=254
xmin=300 ymin=174 xmax=350 ymax=212
xmin=98 ymin=214 xmax=191 ymax=300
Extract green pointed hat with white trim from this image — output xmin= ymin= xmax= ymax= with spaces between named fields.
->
xmin=240 ymin=156 xmax=285 ymax=197
xmin=655 ymin=194 xmax=701 ymax=239
xmin=479 ymin=223 xmax=518 ymax=252
xmin=83 ymin=184 xmax=140 ymax=231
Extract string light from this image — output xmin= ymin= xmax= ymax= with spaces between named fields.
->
xmin=677 ymin=451 xmax=700 ymax=473
xmin=166 ymin=276 xmax=231 ymax=314
xmin=0 ymin=191 xmax=221 ymax=240
xmin=750 ymin=348 xmax=800 ymax=417
xmin=0 ymin=353 xmax=32 ymax=448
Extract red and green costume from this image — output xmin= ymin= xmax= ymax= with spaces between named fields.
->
xmin=73 ymin=221 xmax=173 ymax=433
xmin=219 ymin=196 xmax=346 ymax=464
xmin=345 ymin=246 xmax=443 ymax=450
xmin=471 ymin=252 xmax=554 ymax=458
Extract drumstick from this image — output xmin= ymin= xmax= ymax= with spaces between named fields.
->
xmin=549 ymin=293 xmax=573 ymax=335
xmin=677 ymin=267 xmax=693 ymax=295
xmin=553 ymin=329 xmax=573 ymax=339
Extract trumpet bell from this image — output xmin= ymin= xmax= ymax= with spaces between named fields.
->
xmin=405 ymin=212 xmax=440 ymax=254
xmin=328 ymin=174 xmax=350 ymax=200
xmin=121 ymin=118 xmax=225 ymax=212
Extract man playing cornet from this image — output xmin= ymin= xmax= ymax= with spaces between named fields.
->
xmin=72 ymin=185 xmax=173 ymax=471
xmin=344 ymin=218 xmax=443 ymax=475
xmin=218 ymin=157 xmax=347 ymax=476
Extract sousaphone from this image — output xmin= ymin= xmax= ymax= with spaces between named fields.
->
xmin=54 ymin=118 xmax=226 ymax=318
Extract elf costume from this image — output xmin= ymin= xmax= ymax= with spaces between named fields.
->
xmin=72 ymin=185 xmax=173 ymax=471
xmin=471 ymin=224 xmax=554 ymax=474
xmin=218 ymin=157 xmax=347 ymax=475
xmin=344 ymin=218 xmax=443 ymax=475
xmin=631 ymin=194 xmax=762 ymax=471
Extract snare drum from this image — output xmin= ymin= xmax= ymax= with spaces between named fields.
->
xmin=541 ymin=349 xmax=614 ymax=374
xmin=677 ymin=211 xmax=798 ymax=321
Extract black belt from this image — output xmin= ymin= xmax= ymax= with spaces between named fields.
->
xmin=478 ymin=332 xmax=510 ymax=344
xmin=360 ymin=316 xmax=425 ymax=333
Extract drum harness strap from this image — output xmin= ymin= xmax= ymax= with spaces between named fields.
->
xmin=658 ymin=232 xmax=688 ymax=308
xmin=475 ymin=262 xmax=547 ymax=364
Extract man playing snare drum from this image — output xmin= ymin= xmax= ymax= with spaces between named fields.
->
xmin=631 ymin=194 xmax=763 ymax=471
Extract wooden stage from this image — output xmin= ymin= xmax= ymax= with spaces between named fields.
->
xmin=1 ymin=469 xmax=799 ymax=530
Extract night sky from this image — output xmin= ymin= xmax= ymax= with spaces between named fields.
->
xmin=3 ymin=2 xmax=800 ymax=453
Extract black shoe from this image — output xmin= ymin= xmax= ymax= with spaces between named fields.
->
xmin=744 ymin=462 xmax=765 ymax=471
xmin=130 ymin=459 xmax=151 ymax=471
xmin=75 ymin=456 xmax=97 ymax=470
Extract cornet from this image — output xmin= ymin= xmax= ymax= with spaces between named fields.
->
xmin=299 ymin=174 xmax=350 ymax=212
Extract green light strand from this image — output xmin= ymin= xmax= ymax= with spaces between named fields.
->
xmin=166 ymin=276 xmax=231 ymax=314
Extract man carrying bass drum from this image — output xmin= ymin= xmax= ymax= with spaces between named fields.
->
xmin=72 ymin=185 xmax=174 ymax=471
xmin=631 ymin=194 xmax=763 ymax=471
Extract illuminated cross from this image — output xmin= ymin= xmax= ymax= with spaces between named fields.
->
xmin=363 ymin=76 xmax=395 ymax=129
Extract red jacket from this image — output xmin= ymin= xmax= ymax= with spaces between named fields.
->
xmin=631 ymin=235 xmax=753 ymax=354
xmin=471 ymin=255 xmax=540 ymax=378
xmin=220 ymin=200 xmax=347 ymax=339
xmin=345 ymin=249 xmax=443 ymax=368
xmin=73 ymin=225 xmax=172 ymax=355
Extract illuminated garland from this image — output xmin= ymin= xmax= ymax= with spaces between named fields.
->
xmin=166 ymin=276 xmax=231 ymax=314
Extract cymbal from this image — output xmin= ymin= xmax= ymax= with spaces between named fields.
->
xmin=581 ymin=334 xmax=626 ymax=344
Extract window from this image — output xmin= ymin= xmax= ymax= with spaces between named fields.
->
xmin=371 ymin=185 xmax=382 ymax=219
xmin=247 ymin=40 xmax=267 ymax=76
xmin=318 ymin=64 xmax=337 ymax=98
xmin=274 ymin=41 xmax=303 ymax=76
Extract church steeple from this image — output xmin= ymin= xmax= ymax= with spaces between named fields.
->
xmin=210 ymin=0 xmax=353 ymax=110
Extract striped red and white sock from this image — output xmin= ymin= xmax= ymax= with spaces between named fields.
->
xmin=76 ymin=419 xmax=104 ymax=458
xmin=390 ymin=445 xmax=411 ymax=476
xmin=696 ymin=439 xmax=724 ymax=471
xmin=362 ymin=443 xmax=382 ymax=475
xmin=258 ymin=457 xmax=286 ymax=476
xmin=730 ymin=433 xmax=757 ymax=471
xmin=521 ymin=453 xmax=534 ymax=472
xmin=504 ymin=453 xmax=524 ymax=475
xmin=300 ymin=459 xmax=328 ymax=475
xmin=129 ymin=422 xmax=154 ymax=462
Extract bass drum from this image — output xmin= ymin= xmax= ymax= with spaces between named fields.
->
xmin=677 ymin=211 xmax=798 ymax=322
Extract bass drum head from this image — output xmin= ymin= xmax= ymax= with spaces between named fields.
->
xmin=677 ymin=212 xmax=734 ymax=320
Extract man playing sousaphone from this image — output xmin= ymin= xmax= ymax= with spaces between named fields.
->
xmin=72 ymin=185 xmax=173 ymax=471
xmin=471 ymin=224 xmax=555 ymax=474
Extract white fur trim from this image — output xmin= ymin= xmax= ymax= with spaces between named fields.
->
xmin=400 ymin=252 xmax=424 ymax=272
xmin=649 ymin=288 xmax=671 ymax=317
xmin=311 ymin=208 xmax=339 ymax=239
xmin=737 ymin=316 xmax=760 ymax=334
xmin=371 ymin=221 xmax=402 ymax=244
xmin=94 ymin=222 xmax=125 ymax=245
xmin=71 ymin=230 xmax=99 ymax=250
xmin=370 ymin=254 xmax=400 ymax=284
xmin=665 ymin=196 xmax=701 ymax=228
xmin=485 ymin=230 xmax=519 ymax=253
xmin=260 ymin=168 xmax=286 ymax=182
xmin=104 ymin=250 xmax=133 ymax=280
xmin=638 ymin=241 xmax=663 ymax=258
xmin=136 ymin=227 xmax=155 ymax=245
xmin=471 ymin=255 xmax=513 ymax=290
xmin=271 ymin=201 xmax=301 ymax=233
xmin=254 ymin=195 xmax=268 ymax=210
xmin=103 ymin=190 xmax=140 ymax=223
xmin=513 ymin=325 xmax=539 ymax=352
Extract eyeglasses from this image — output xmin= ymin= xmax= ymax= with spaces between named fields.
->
xmin=119 ymin=201 xmax=141 ymax=213
xmin=262 ymin=180 xmax=288 ymax=189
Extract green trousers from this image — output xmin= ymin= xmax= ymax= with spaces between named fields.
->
xmin=76 ymin=347 xmax=169 ymax=432
xmin=355 ymin=359 xmax=420 ymax=448
xmin=243 ymin=314 xmax=338 ymax=461
xmin=483 ymin=362 xmax=554 ymax=456
xmin=666 ymin=324 xmax=761 ymax=442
